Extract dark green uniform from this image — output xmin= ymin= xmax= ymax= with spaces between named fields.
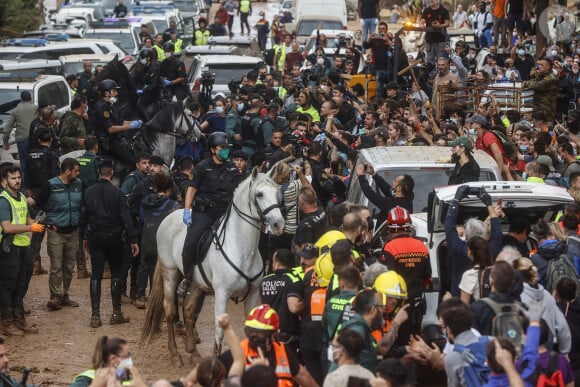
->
xmin=523 ymin=70 xmax=559 ymax=122
xmin=322 ymin=289 xmax=356 ymax=341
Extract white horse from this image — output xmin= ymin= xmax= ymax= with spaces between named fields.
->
xmin=140 ymin=166 xmax=285 ymax=366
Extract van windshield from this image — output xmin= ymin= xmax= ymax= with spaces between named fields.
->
xmin=208 ymin=63 xmax=258 ymax=84
xmin=297 ymin=20 xmax=343 ymax=36
xmin=85 ymin=31 xmax=135 ymax=53
xmin=174 ymin=1 xmax=198 ymax=12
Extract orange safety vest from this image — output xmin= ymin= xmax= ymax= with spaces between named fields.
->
xmin=241 ymin=339 xmax=293 ymax=387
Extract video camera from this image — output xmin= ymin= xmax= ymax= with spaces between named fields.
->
xmin=200 ymin=70 xmax=215 ymax=88
xmin=288 ymin=131 xmax=310 ymax=159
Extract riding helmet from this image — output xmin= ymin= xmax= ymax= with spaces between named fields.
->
xmin=98 ymin=79 xmax=121 ymax=92
xmin=139 ymin=48 xmax=155 ymax=61
xmin=163 ymin=41 xmax=175 ymax=52
xmin=207 ymin=132 xmax=232 ymax=148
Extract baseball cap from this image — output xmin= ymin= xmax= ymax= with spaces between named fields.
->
xmin=149 ymin=155 xmax=165 ymax=166
xmin=537 ymin=155 xmax=555 ymax=172
xmin=466 ymin=114 xmax=488 ymax=126
xmin=448 ymin=136 xmax=473 ymax=150
xmin=66 ymin=74 xmax=79 ymax=82
xmin=98 ymin=158 xmax=115 ymax=168
xmin=297 ymin=244 xmax=319 ymax=260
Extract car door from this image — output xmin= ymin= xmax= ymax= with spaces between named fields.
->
xmin=35 ymin=77 xmax=72 ymax=116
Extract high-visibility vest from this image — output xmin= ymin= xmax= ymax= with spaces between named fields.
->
xmin=153 ymin=45 xmax=166 ymax=60
xmin=73 ymin=370 xmax=132 ymax=386
xmin=239 ymin=0 xmax=250 ymax=13
xmin=173 ymin=38 xmax=183 ymax=53
xmin=0 ymin=190 xmax=30 ymax=247
xmin=241 ymin=339 xmax=293 ymax=387
xmin=274 ymin=43 xmax=286 ymax=70
xmin=194 ymin=29 xmax=210 ymax=46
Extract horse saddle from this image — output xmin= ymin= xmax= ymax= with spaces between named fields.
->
xmin=194 ymin=218 xmax=222 ymax=266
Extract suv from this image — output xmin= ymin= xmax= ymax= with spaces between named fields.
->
xmin=84 ymin=19 xmax=157 ymax=56
xmin=405 ymin=182 xmax=574 ymax=326
xmin=0 ymin=74 xmax=72 ymax=165
xmin=0 ymin=39 xmax=126 ymax=61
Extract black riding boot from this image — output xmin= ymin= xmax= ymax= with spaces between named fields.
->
xmin=110 ymin=278 xmax=130 ymax=325
xmin=90 ymin=280 xmax=102 ymax=328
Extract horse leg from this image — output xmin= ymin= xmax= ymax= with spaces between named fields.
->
xmin=162 ymin=269 xmax=183 ymax=367
xmin=212 ymin=290 xmax=230 ymax=356
xmin=183 ymin=285 xmax=203 ymax=365
xmin=244 ymin=283 xmax=261 ymax=317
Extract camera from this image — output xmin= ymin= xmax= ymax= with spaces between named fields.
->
xmin=288 ymin=133 xmax=308 ymax=158
xmin=200 ymin=70 xmax=215 ymax=88
xmin=228 ymin=79 xmax=241 ymax=94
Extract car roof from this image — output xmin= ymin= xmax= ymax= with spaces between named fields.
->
xmin=358 ymin=146 xmax=499 ymax=172
xmin=59 ymin=53 xmax=118 ymax=62
xmin=198 ymin=54 xmax=262 ymax=64
xmin=184 ymin=45 xmax=242 ymax=55
xmin=0 ymin=74 xmax=66 ymax=86
xmin=308 ymin=29 xmax=353 ymax=38
xmin=208 ymin=35 xmax=257 ymax=45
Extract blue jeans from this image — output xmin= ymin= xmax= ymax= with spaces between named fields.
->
xmin=478 ymin=30 xmax=493 ymax=48
xmin=17 ymin=140 xmax=28 ymax=183
xmin=361 ymin=18 xmax=377 ymax=43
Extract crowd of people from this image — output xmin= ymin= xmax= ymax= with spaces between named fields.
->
xmin=3 ymin=0 xmax=580 ymax=385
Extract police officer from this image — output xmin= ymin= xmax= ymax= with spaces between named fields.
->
xmin=322 ymin=265 xmax=361 ymax=342
xmin=160 ymin=42 xmax=188 ymax=102
xmin=380 ymin=206 xmax=431 ymax=347
xmin=178 ymin=132 xmax=244 ymax=295
xmin=92 ymin=79 xmax=142 ymax=166
xmin=259 ymin=249 xmax=304 ymax=354
xmin=80 ymin=158 xmax=139 ymax=328
xmin=135 ymin=49 xmax=161 ymax=121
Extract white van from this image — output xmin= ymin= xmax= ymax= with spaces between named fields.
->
xmin=0 ymin=74 xmax=72 ymax=165
xmin=0 ymin=39 xmax=126 ymax=61
xmin=292 ymin=0 xmax=347 ymax=42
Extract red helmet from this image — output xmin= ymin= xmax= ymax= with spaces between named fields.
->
xmin=245 ymin=304 xmax=280 ymax=331
xmin=387 ymin=206 xmax=412 ymax=230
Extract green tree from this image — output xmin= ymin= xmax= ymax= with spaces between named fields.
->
xmin=0 ymin=0 xmax=42 ymax=39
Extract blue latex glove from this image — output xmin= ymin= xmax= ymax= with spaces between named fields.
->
xmin=136 ymin=89 xmax=143 ymax=95
xmin=162 ymin=79 xmax=172 ymax=86
xmin=183 ymin=209 xmax=192 ymax=226
xmin=129 ymin=120 xmax=142 ymax=129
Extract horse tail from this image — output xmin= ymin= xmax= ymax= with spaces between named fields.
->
xmin=140 ymin=261 xmax=166 ymax=346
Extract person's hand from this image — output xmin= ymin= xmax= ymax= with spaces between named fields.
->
xmin=182 ymin=365 xmax=198 ymax=387
xmin=248 ymin=347 xmax=270 ymax=367
xmin=2 ymin=143 xmax=9 ymax=150
xmin=368 ymin=376 xmax=389 ymax=387
xmin=480 ymin=188 xmax=492 ymax=206
xmin=324 ymin=167 xmax=334 ymax=177
xmin=183 ymin=209 xmax=192 ymax=226
xmin=136 ymin=89 xmax=143 ymax=95
xmin=293 ymin=165 xmax=303 ymax=174
xmin=442 ymin=291 xmax=452 ymax=301
xmin=129 ymin=120 xmax=143 ymax=129
xmin=130 ymin=243 xmax=139 ymax=257
xmin=526 ymin=299 xmax=545 ymax=322
xmin=217 ymin=313 xmax=231 ymax=329
xmin=356 ymin=164 xmax=366 ymax=176
xmin=393 ymin=303 xmax=410 ymax=325
xmin=454 ymin=185 xmax=470 ymax=201
xmin=162 ymin=79 xmax=172 ymax=86
xmin=30 ymin=222 xmax=45 ymax=233
xmin=367 ymin=165 xmax=375 ymax=176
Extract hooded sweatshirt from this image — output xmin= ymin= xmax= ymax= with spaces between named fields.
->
xmin=531 ymin=239 xmax=567 ymax=287
xmin=520 ymin=282 xmax=571 ymax=354
xmin=558 ymin=299 xmax=580 ymax=370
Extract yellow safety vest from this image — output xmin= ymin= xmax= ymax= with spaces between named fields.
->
xmin=0 ymin=190 xmax=30 ymax=247
xmin=153 ymin=45 xmax=166 ymax=60
xmin=173 ymin=38 xmax=183 ymax=53
xmin=195 ymin=29 xmax=210 ymax=46
xmin=74 ymin=370 xmax=132 ymax=386
xmin=240 ymin=0 xmax=250 ymax=13
xmin=274 ymin=43 xmax=286 ymax=70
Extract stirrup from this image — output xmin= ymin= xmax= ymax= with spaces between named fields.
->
xmin=177 ymin=278 xmax=191 ymax=297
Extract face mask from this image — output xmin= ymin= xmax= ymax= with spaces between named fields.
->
xmin=215 ymin=106 xmax=224 ymax=114
xmin=551 ymin=50 xmax=558 ymax=57
xmin=249 ymin=336 xmax=271 ymax=352
xmin=522 ymin=172 xmax=528 ymax=181
xmin=305 ymin=175 xmax=312 ymax=183
xmin=451 ymin=153 xmax=460 ymax=163
xmin=577 ymin=48 xmax=580 ymax=54
xmin=237 ymin=103 xmax=245 ymax=112
xmin=109 ymin=96 xmax=117 ymax=105
xmin=165 ymin=52 xmax=172 ymax=58
xmin=317 ymin=57 xmax=324 ymax=65
xmin=450 ymin=117 xmax=459 ymax=125
xmin=513 ymin=32 xmax=518 ymax=37
xmin=327 ymin=346 xmax=341 ymax=362
xmin=469 ymin=128 xmax=476 ymax=136
xmin=390 ymin=188 xmax=396 ymax=196
xmin=519 ymin=145 xmax=528 ymax=152
xmin=217 ymin=147 xmax=230 ymax=160
xmin=553 ymin=69 xmax=559 ymax=76
xmin=140 ymin=58 xmax=147 ymax=65
xmin=450 ymin=66 xmax=457 ymax=72
xmin=458 ymin=235 xmax=466 ymax=242
xmin=517 ymin=49 xmax=525 ymax=56
xmin=558 ymin=156 xmax=564 ymax=163
xmin=468 ymin=53 xmax=475 ymax=59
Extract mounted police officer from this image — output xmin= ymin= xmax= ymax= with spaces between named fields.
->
xmin=159 ymin=42 xmax=188 ymax=102
xmin=93 ymin=79 xmax=142 ymax=167
xmin=178 ymin=132 xmax=244 ymax=295
xmin=135 ymin=49 xmax=161 ymax=121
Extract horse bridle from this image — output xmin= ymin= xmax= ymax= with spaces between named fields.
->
xmin=231 ymin=180 xmax=282 ymax=230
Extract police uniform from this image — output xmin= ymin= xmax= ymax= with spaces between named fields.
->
xmin=24 ymin=144 xmax=60 ymax=193
xmin=76 ymin=151 xmax=100 ymax=191
xmin=92 ymin=100 xmax=136 ymax=166
xmin=322 ymin=289 xmax=356 ymax=341
xmin=160 ymin=56 xmax=188 ymax=102
xmin=259 ymin=269 xmax=303 ymax=349
xmin=77 ymin=71 xmax=92 ymax=95
xmin=80 ymin=168 xmax=138 ymax=321
xmin=121 ymin=169 xmax=147 ymax=195
xmin=181 ymin=157 xmax=243 ymax=276
xmin=136 ymin=60 xmax=161 ymax=119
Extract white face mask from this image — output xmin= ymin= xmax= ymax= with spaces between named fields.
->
xmin=468 ymin=53 xmax=475 ymax=59
xmin=109 ymin=96 xmax=117 ymax=104
xmin=450 ymin=66 xmax=457 ymax=72
xmin=317 ymin=57 xmax=324 ymax=65
xmin=165 ymin=52 xmax=172 ymax=58
xmin=469 ymin=128 xmax=476 ymax=135
xmin=553 ymin=69 xmax=559 ymax=76
xmin=215 ymin=106 xmax=224 ymax=114
xmin=517 ymin=49 xmax=525 ymax=56
xmin=140 ymin=58 xmax=147 ymax=65
xmin=551 ymin=50 xmax=558 ymax=57
xmin=512 ymin=32 xmax=518 ymax=37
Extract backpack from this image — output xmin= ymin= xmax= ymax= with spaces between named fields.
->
xmin=453 ymin=336 xmax=491 ymax=387
xmin=524 ymin=351 xmax=565 ymax=387
xmin=478 ymin=267 xmax=492 ymax=299
xmin=491 ymin=130 xmax=518 ymax=165
xmin=139 ymin=197 xmax=179 ymax=258
xmin=481 ymin=298 xmax=523 ymax=352
xmin=240 ymin=113 xmax=262 ymax=146
xmin=545 ymin=253 xmax=580 ymax=298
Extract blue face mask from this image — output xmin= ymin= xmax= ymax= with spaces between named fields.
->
xmin=237 ymin=103 xmax=245 ymax=112
xmin=217 ymin=147 xmax=230 ymax=161
xmin=215 ymin=106 xmax=224 ymax=114
xmin=519 ymin=145 xmax=528 ymax=152
xmin=522 ymin=172 xmax=528 ymax=181
xmin=469 ymin=128 xmax=476 ymax=136
xmin=558 ymin=156 xmax=564 ymax=164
